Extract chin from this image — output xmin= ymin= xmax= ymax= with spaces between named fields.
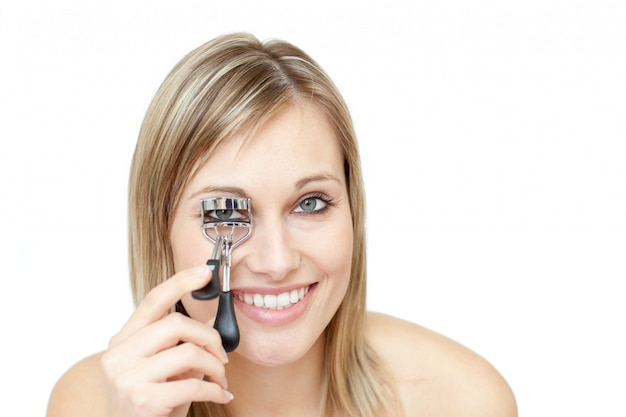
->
xmin=234 ymin=328 xmax=325 ymax=367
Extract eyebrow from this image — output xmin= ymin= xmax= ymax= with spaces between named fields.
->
xmin=295 ymin=173 xmax=343 ymax=190
xmin=188 ymin=186 xmax=248 ymax=201
xmin=188 ymin=173 xmax=343 ymax=201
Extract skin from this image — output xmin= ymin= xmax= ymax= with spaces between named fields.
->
xmin=46 ymin=104 xmax=517 ymax=417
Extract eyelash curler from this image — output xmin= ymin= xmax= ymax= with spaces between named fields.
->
xmin=192 ymin=197 xmax=252 ymax=352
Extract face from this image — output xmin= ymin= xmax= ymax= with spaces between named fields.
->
xmin=169 ymin=104 xmax=353 ymax=366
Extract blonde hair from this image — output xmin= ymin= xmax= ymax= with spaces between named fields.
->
xmin=128 ymin=32 xmax=402 ymax=417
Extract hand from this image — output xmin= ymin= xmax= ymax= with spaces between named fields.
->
xmin=101 ymin=265 xmax=233 ymax=417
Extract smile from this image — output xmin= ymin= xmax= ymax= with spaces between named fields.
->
xmin=234 ymin=285 xmax=311 ymax=310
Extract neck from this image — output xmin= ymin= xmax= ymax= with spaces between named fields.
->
xmin=224 ymin=334 xmax=328 ymax=417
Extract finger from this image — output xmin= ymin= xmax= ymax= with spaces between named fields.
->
xmin=113 ymin=313 xmax=226 ymax=360
xmin=111 ymin=265 xmax=211 ymax=344
xmin=142 ymin=342 xmax=228 ymax=389
xmin=110 ymin=379 xmax=232 ymax=416
xmin=202 ymin=317 xmax=229 ymax=363
xmin=155 ymin=379 xmax=234 ymax=407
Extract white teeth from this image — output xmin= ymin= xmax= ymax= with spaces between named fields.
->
xmin=253 ymin=294 xmax=264 ymax=307
xmin=244 ymin=293 xmax=253 ymax=305
xmin=264 ymin=294 xmax=277 ymax=308
xmin=277 ymin=292 xmax=291 ymax=308
xmin=237 ymin=286 xmax=310 ymax=310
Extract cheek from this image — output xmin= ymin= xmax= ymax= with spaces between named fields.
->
xmin=317 ymin=212 xmax=354 ymax=286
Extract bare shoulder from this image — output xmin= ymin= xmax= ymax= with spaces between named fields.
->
xmin=46 ymin=351 xmax=108 ymax=417
xmin=365 ymin=312 xmax=518 ymax=417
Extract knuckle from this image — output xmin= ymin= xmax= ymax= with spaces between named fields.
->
xmin=129 ymin=390 xmax=151 ymax=412
xmin=100 ymin=349 xmax=120 ymax=376
xmin=110 ymin=373 xmax=153 ymax=412
xmin=107 ymin=332 xmax=122 ymax=348
xmin=109 ymin=371 xmax=135 ymax=398
xmin=178 ymin=342 xmax=200 ymax=360
xmin=166 ymin=311 xmax=188 ymax=327
xmin=135 ymin=394 xmax=152 ymax=411
xmin=207 ymin=327 xmax=223 ymax=345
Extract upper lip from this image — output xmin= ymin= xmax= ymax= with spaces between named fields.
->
xmin=231 ymin=283 xmax=315 ymax=295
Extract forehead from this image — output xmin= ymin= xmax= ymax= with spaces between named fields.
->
xmin=185 ymin=104 xmax=345 ymax=195
xmin=201 ymin=105 xmax=343 ymax=177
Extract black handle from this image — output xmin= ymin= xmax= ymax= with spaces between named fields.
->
xmin=191 ymin=259 xmax=221 ymax=300
xmin=214 ymin=291 xmax=239 ymax=352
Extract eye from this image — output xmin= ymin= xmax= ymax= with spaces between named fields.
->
xmin=207 ymin=209 xmax=246 ymax=220
xmin=293 ymin=195 xmax=329 ymax=213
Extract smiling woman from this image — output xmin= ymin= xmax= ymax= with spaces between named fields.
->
xmin=46 ymin=32 xmax=517 ymax=417
xmin=171 ymin=105 xmax=354 ymax=366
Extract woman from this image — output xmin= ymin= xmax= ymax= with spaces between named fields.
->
xmin=47 ymin=32 xmax=517 ymax=417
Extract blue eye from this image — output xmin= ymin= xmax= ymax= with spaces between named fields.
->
xmin=294 ymin=196 xmax=328 ymax=213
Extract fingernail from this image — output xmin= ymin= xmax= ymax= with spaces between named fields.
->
xmin=221 ymin=347 xmax=229 ymax=364
xmin=224 ymin=389 xmax=234 ymax=400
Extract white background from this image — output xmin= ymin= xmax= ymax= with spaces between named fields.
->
xmin=1 ymin=1 xmax=624 ymax=415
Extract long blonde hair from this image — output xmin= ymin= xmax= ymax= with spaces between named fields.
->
xmin=128 ymin=32 xmax=402 ymax=417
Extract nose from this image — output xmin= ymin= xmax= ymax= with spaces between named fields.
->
xmin=238 ymin=216 xmax=300 ymax=281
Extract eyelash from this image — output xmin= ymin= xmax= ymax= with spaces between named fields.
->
xmin=293 ymin=192 xmax=334 ymax=215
